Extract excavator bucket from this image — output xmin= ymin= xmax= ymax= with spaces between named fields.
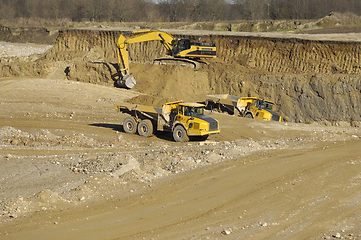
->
xmin=117 ymin=73 xmax=136 ymax=89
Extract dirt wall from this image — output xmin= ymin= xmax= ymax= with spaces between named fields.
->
xmin=46 ymin=30 xmax=361 ymax=75
xmin=44 ymin=30 xmax=118 ymax=61
xmin=216 ymin=36 xmax=361 ymax=74
xmin=48 ymin=29 xmax=361 ymax=75
xmin=207 ymin=72 xmax=361 ymax=123
xmin=45 ymin=30 xmax=171 ymax=62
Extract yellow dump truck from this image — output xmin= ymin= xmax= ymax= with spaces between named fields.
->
xmin=115 ymin=101 xmax=220 ymax=142
xmin=205 ymin=94 xmax=281 ymax=122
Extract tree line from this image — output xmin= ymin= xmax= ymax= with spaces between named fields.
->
xmin=0 ymin=0 xmax=360 ymax=22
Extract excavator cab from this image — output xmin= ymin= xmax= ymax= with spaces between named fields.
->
xmin=171 ymin=39 xmax=216 ymax=59
xmin=171 ymin=39 xmax=191 ymax=55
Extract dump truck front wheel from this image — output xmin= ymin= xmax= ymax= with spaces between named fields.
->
xmin=138 ymin=119 xmax=153 ymax=137
xmin=173 ymin=125 xmax=189 ymax=142
xmin=123 ymin=117 xmax=137 ymax=134
xmin=245 ymin=113 xmax=253 ymax=118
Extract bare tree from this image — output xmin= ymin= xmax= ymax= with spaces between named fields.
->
xmin=0 ymin=0 xmax=361 ymax=23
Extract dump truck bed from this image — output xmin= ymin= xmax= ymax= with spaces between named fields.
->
xmin=206 ymin=94 xmax=240 ymax=101
xmin=115 ymin=102 xmax=162 ymax=115
xmin=205 ymin=94 xmax=240 ymax=106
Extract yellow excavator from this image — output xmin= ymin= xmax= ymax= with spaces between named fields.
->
xmin=115 ymin=29 xmax=216 ymax=89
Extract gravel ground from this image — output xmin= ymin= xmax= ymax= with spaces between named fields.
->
xmin=0 ymin=42 xmax=53 ymax=58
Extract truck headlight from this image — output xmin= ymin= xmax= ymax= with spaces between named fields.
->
xmin=189 ymin=122 xmax=193 ymax=129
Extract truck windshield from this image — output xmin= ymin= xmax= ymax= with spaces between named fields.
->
xmin=263 ymin=102 xmax=274 ymax=110
xmin=184 ymin=106 xmax=204 ymax=117
xmin=257 ymin=99 xmax=274 ymax=110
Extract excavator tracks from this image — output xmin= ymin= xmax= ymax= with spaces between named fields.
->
xmin=153 ymin=57 xmax=208 ymax=68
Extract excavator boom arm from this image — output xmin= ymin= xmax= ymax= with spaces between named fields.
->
xmin=116 ymin=30 xmax=175 ymax=74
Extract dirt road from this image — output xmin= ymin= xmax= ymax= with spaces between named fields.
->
xmin=0 ymin=77 xmax=360 ymax=240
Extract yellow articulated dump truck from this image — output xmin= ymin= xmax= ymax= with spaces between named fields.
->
xmin=115 ymin=101 xmax=220 ymax=142
xmin=205 ymin=94 xmax=282 ymax=122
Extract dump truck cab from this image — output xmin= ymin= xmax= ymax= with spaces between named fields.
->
xmin=173 ymin=102 xmax=220 ymax=141
xmin=241 ymin=97 xmax=281 ymax=122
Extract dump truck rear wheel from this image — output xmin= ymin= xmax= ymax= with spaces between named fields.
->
xmin=138 ymin=119 xmax=153 ymax=137
xmin=123 ymin=117 xmax=137 ymax=134
xmin=173 ymin=125 xmax=189 ymax=142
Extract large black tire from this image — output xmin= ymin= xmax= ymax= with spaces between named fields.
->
xmin=137 ymin=119 xmax=153 ymax=137
xmin=173 ymin=125 xmax=189 ymax=142
xmin=123 ymin=117 xmax=137 ymax=134
xmin=245 ymin=113 xmax=253 ymax=118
